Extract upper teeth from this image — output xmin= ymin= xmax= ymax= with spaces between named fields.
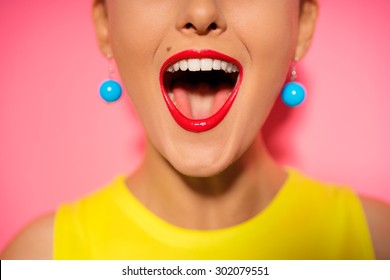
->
xmin=167 ymin=59 xmax=239 ymax=73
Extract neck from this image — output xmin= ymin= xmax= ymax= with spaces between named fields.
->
xmin=126 ymin=135 xmax=287 ymax=230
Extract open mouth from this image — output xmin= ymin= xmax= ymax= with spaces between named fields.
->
xmin=160 ymin=50 xmax=243 ymax=133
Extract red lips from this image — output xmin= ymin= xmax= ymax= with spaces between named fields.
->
xmin=160 ymin=49 xmax=243 ymax=133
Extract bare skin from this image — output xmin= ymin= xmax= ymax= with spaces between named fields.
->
xmin=127 ymin=137 xmax=286 ymax=230
xmin=1 ymin=214 xmax=54 ymax=259
xmin=2 ymin=0 xmax=390 ymax=259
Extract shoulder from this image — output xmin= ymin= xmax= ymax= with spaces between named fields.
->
xmin=360 ymin=196 xmax=390 ymax=259
xmin=0 ymin=213 xmax=55 ymax=260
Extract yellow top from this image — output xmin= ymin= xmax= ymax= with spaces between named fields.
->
xmin=54 ymin=169 xmax=375 ymax=259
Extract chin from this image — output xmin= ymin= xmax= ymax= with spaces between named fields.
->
xmin=171 ymin=158 xmax=229 ymax=178
xmin=161 ymin=139 xmax=238 ymax=178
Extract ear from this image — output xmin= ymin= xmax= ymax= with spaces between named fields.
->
xmin=295 ymin=0 xmax=319 ymax=60
xmin=92 ymin=0 xmax=111 ymax=57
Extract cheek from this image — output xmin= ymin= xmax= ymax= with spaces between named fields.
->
xmin=107 ymin=1 xmax=175 ymax=62
xmin=108 ymin=4 xmax=163 ymax=73
xmin=234 ymin=1 xmax=299 ymax=64
xmin=229 ymin=2 xmax=299 ymax=137
xmin=239 ymin=3 xmax=298 ymax=87
xmin=106 ymin=2 xmax=173 ymax=124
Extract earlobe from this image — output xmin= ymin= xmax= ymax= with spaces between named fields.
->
xmin=295 ymin=0 xmax=319 ymax=60
xmin=92 ymin=0 xmax=111 ymax=56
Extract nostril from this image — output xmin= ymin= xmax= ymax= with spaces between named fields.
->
xmin=184 ymin=22 xmax=219 ymax=32
xmin=209 ymin=22 xmax=217 ymax=30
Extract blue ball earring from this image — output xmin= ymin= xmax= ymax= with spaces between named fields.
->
xmin=281 ymin=60 xmax=306 ymax=107
xmin=99 ymin=54 xmax=122 ymax=102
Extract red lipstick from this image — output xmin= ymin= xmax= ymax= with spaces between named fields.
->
xmin=160 ymin=49 xmax=243 ymax=133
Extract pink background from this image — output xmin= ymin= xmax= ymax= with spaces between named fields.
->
xmin=1 ymin=0 xmax=389 ymax=251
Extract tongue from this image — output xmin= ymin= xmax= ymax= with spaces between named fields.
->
xmin=171 ymin=82 xmax=231 ymax=120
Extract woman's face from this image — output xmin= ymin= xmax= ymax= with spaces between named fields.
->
xmin=94 ymin=0 xmax=317 ymax=177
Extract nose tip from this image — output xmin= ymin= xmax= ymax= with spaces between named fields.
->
xmin=177 ymin=0 xmax=226 ymax=36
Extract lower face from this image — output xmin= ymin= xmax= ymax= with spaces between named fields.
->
xmin=106 ymin=0 xmax=300 ymax=177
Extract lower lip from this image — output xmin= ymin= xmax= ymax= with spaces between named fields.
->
xmin=160 ymin=50 xmax=243 ymax=133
